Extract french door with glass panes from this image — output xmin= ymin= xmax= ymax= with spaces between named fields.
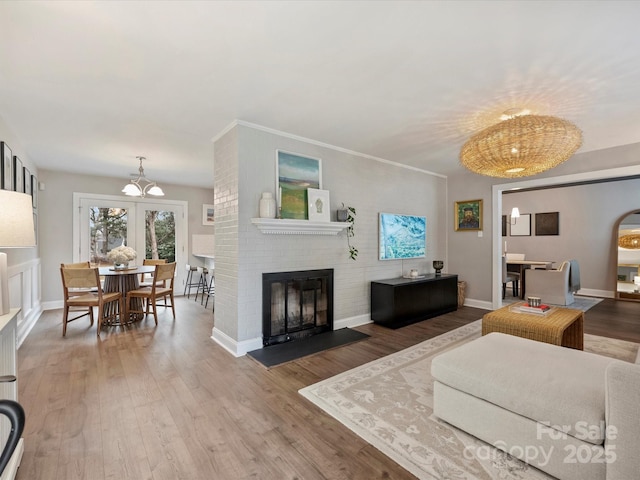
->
xmin=73 ymin=193 xmax=187 ymax=288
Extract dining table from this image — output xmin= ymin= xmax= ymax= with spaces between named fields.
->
xmin=99 ymin=265 xmax=155 ymax=326
xmin=506 ymin=260 xmax=554 ymax=299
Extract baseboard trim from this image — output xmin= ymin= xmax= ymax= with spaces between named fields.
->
xmin=463 ymin=298 xmax=493 ymax=310
xmin=334 ymin=314 xmax=372 ymax=330
xmin=577 ymin=288 xmax=613 ymax=298
xmin=211 ymin=327 xmax=262 ymax=357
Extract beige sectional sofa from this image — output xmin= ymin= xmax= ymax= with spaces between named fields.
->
xmin=431 ymin=332 xmax=640 ymax=480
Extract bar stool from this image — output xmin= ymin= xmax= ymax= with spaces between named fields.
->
xmin=203 ymin=273 xmax=215 ymax=310
xmin=183 ymin=264 xmax=199 ymax=298
xmin=194 ymin=267 xmax=210 ymax=303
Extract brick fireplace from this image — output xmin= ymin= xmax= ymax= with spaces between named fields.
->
xmin=262 ymin=269 xmax=334 ymax=346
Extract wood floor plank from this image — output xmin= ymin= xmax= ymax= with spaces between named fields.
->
xmin=15 ymin=297 xmax=640 ymax=480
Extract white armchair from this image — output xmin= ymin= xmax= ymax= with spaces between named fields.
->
xmin=525 ymin=260 xmax=579 ymax=305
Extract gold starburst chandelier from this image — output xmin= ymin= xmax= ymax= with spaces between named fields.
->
xmin=619 ymin=234 xmax=640 ymax=249
xmin=460 ymin=113 xmax=582 ymax=178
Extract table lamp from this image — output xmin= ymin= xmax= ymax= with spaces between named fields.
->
xmin=0 ymin=191 xmax=35 ymax=316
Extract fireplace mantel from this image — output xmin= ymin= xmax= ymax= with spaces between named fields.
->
xmin=251 ymin=218 xmax=350 ymax=235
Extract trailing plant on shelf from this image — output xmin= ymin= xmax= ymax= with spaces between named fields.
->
xmin=343 ymin=203 xmax=358 ymax=261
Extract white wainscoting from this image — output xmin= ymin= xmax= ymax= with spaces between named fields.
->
xmin=7 ymin=258 xmax=41 ymax=347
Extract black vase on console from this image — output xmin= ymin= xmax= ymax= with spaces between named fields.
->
xmin=433 ymin=260 xmax=444 ymax=276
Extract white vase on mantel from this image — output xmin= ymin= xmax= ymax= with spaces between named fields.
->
xmin=259 ymin=192 xmax=276 ymax=218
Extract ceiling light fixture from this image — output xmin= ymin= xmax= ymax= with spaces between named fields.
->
xmin=618 ymin=234 xmax=640 ymax=249
xmin=122 ymin=156 xmax=164 ymax=197
xmin=460 ymin=113 xmax=582 ymax=178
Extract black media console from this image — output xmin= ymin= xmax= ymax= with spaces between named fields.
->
xmin=370 ymin=273 xmax=458 ymax=328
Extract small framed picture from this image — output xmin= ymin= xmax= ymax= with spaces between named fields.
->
xmin=455 ymin=199 xmax=482 ymax=231
xmin=33 ymin=212 xmax=38 ymax=245
xmin=1 ymin=142 xmax=12 ymax=190
xmin=202 ymin=204 xmax=214 ymax=226
xmin=510 ymin=213 xmax=531 ymax=236
xmin=535 ymin=212 xmax=559 ymax=236
xmin=13 ymin=156 xmax=23 ymax=192
xmin=307 ymin=188 xmax=330 ymax=222
xmin=31 ymin=174 xmax=37 ymax=208
xmin=23 ymin=166 xmax=31 ymax=196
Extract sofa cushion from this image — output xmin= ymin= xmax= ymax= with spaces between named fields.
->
xmin=431 ymin=332 xmax=617 ymax=445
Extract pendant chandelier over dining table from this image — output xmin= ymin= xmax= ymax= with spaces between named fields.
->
xmin=122 ymin=156 xmax=164 ymax=197
xmin=460 ymin=112 xmax=582 ymax=178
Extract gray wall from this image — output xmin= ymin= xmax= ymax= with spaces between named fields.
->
xmin=213 ymin=123 xmax=448 ymax=350
xmin=38 ymin=168 xmax=214 ymax=303
xmin=447 ymin=142 xmax=640 ymax=304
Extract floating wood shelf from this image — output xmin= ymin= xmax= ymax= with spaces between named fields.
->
xmin=251 ymin=218 xmax=350 ymax=235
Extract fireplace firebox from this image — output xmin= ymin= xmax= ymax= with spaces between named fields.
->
xmin=262 ymin=269 xmax=334 ymax=346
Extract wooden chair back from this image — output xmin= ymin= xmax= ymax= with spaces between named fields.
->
xmin=61 ymin=267 xmax=101 ymax=292
xmin=154 ymin=262 xmax=176 ymax=287
xmin=141 ymin=258 xmax=167 ymax=285
xmin=60 ymin=261 xmax=90 ymax=269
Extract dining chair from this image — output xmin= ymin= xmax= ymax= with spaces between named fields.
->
xmin=58 ymin=261 xmax=94 ymax=328
xmin=125 ymin=262 xmax=176 ymax=325
xmin=140 ymin=258 xmax=167 ymax=287
xmin=60 ymin=266 xmax=123 ymax=336
xmin=501 ymin=255 xmax=520 ymax=299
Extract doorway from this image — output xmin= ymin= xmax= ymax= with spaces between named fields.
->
xmin=72 ymin=193 xmax=187 ymax=288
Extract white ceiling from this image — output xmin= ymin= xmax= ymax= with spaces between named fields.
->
xmin=1 ymin=1 xmax=640 ymax=189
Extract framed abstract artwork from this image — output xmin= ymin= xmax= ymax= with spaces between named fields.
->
xmin=535 ymin=212 xmax=559 ymax=235
xmin=1 ymin=142 xmax=12 ymax=190
xmin=276 ymin=150 xmax=321 ymax=220
xmin=454 ymin=199 xmax=482 ymax=231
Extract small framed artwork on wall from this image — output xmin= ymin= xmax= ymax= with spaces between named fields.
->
xmin=455 ymin=199 xmax=482 ymax=231
xmin=307 ymin=188 xmax=330 ymax=222
xmin=31 ymin=174 xmax=38 ymax=208
xmin=510 ymin=213 xmax=531 ymax=236
xmin=202 ymin=204 xmax=214 ymax=226
xmin=535 ymin=212 xmax=559 ymax=235
xmin=13 ymin=156 xmax=23 ymax=192
xmin=1 ymin=142 xmax=12 ymax=190
xmin=23 ymin=166 xmax=31 ymax=197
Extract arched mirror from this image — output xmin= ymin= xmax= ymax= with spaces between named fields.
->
xmin=616 ymin=210 xmax=640 ymax=301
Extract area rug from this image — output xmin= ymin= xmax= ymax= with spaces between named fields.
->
xmin=299 ymin=320 xmax=638 ymax=480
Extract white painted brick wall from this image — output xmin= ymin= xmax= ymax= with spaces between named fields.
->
xmin=214 ymin=123 xmax=448 ymax=346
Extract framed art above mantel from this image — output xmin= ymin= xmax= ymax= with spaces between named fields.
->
xmin=276 ymin=150 xmax=321 ymax=220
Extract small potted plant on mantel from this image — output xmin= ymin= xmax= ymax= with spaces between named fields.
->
xmin=337 ymin=203 xmax=358 ymax=260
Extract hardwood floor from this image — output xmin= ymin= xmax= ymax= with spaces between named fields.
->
xmin=15 ymin=297 xmax=640 ymax=480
